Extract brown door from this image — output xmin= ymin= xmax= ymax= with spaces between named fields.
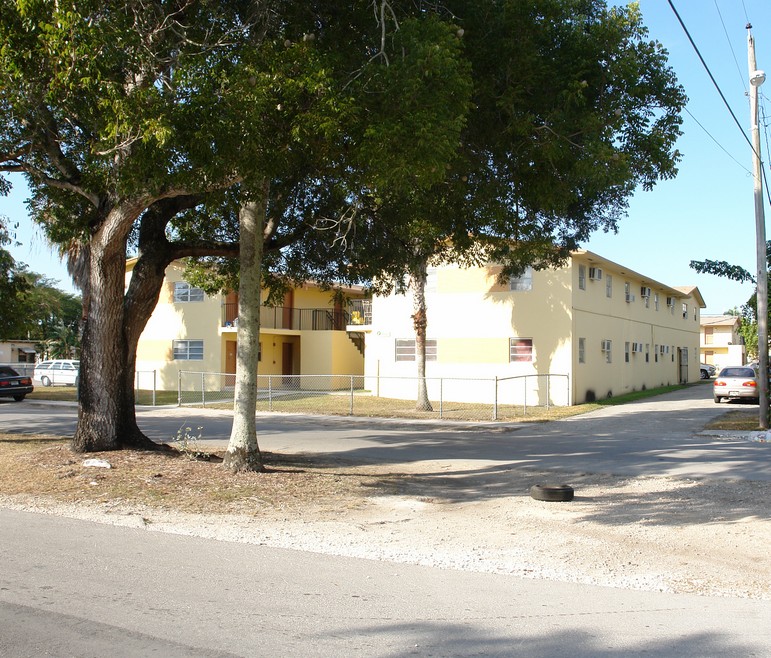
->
xmin=282 ymin=343 xmax=294 ymax=387
xmin=282 ymin=290 xmax=294 ymax=329
xmin=225 ymin=340 xmax=237 ymax=388
xmin=224 ymin=291 xmax=238 ymax=326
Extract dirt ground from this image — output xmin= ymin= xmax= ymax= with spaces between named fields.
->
xmin=2 ymin=432 xmax=770 ymax=601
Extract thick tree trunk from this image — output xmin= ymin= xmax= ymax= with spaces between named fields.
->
xmin=411 ymin=261 xmax=433 ymax=412
xmin=72 ymin=202 xmax=148 ymax=452
xmin=223 ymin=184 xmax=268 ymax=472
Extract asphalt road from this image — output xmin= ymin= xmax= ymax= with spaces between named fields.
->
xmin=1 ymin=508 xmax=770 ymax=657
xmin=2 ymin=382 xmax=770 ymax=481
xmin=3 ymin=384 xmax=771 ymax=655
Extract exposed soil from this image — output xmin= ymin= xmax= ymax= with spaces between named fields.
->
xmin=1 ymin=432 xmax=770 ymax=601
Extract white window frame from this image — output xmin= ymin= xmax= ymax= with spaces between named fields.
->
xmin=606 ymin=274 xmax=612 ymax=298
xmin=172 ymin=339 xmax=204 ymax=360
xmin=601 ymin=339 xmax=612 ymax=363
xmin=173 ymin=281 xmax=204 ymax=303
xmin=578 ymin=264 xmax=586 ymax=291
xmin=509 ymin=337 xmax=534 ymax=362
xmin=578 ymin=337 xmax=586 ymax=364
xmin=509 ymin=266 xmax=533 ymax=292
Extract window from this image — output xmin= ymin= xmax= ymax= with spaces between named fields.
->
xmin=395 ymin=339 xmax=415 ymax=361
xmin=578 ymin=337 xmax=586 ymax=364
xmin=172 ymin=339 xmax=204 ymax=360
xmin=645 ymin=344 xmax=650 ymax=363
xmin=510 ymin=338 xmax=533 ymax=362
xmin=509 ymin=266 xmax=533 ymax=291
xmin=705 ymin=326 xmax=714 ymax=344
xmin=606 ymin=274 xmax=613 ymax=298
xmin=654 ymin=293 xmax=659 ymax=311
xmin=578 ymin=264 xmax=586 ymax=290
xmin=625 ymin=341 xmax=630 ymax=363
xmin=174 ymin=281 xmax=204 ymax=303
xmin=682 ymin=302 xmax=688 ymax=319
xmin=601 ymin=339 xmax=612 ymax=363
xmin=395 ymin=339 xmax=437 ymax=361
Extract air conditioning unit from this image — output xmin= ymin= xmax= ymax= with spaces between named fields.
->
xmin=631 ymin=342 xmax=644 ymax=353
xmin=601 ymin=339 xmax=612 ymax=351
xmin=625 ymin=293 xmax=635 ymax=303
xmin=640 ymin=286 xmax=651 ymax=298
xmin=666 ymin=296 xmax=674 ymax=307
xmin=588 ymin=267 xmax=603 ymax=281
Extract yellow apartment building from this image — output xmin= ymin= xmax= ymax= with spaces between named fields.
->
xmin=129 ymin=260 xmax=366 ymax=391
xmin=699 ymin=315 xmax=746 ymax=371
xmin=357 ymin=251 xmax=704 ymax=405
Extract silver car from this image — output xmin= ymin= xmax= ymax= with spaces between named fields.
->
xmin=713 ymin=366 xmax=759 ymax=404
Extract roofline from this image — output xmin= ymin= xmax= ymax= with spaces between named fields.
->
xmin=573 ymin=250 xmax=706 ymax=307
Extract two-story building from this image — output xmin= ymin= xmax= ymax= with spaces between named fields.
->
xmin=354 ymin=250 xmax=704 ymax=405
xmin=130 ymin=260 xmax=366 ymax=391
xmin=699 ymin=315 xmax=745 ymax=371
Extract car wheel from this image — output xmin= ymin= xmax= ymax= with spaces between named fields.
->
xmin=41 ymin=376 xmax=51 ymax=386
xmin=530 ymin=484 xmax=574 ymax=502
xmin=700 ymin=370 xmax=708 ymax=380
xmin=12 ymin=395 xmax=25 ymax=402
xmin=714 ymin=397 xmax=721 ymax=403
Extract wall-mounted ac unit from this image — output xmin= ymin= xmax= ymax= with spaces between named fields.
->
xmin=640 ymin=286 xmax=651 ymax=298
xmin=589 ymin=267 xmax=603 ymax=281
xmin=625 ymin=293 xmax=635 ymax=303
xmin=601 ymin=339 xmax=612 ymax=351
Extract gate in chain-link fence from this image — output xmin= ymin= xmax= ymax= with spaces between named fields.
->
xmin=177 ymin=371 xmax=570 ymax=421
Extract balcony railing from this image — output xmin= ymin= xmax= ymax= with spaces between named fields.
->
xmin=348 ymin=300 xmax=372 ymax=326
xmin=222 ymin=304 xmax=351 ymax=331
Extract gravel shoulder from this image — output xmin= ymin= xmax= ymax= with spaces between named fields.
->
xmin=3 ymin=433 xmax=770 ymax=601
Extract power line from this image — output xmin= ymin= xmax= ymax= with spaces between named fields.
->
xmin=714 ymin=0 xmax=747 ymax=93
xmin=666 ymin=0 xmax=756 ymax=157
xmin=684 ymin=106 xmax=752 ymax=174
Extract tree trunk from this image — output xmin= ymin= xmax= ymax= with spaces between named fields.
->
xmin=72 ymin=202 xmax=149 ymax=452
xmin=411 ymin=261 xmax=433 ymax=412
xmin=223 ymin=183 xmax=269 ymax=472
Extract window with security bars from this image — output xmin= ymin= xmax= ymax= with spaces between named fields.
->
xmin=173 ymin=339 xmax=204 ymax=360
xmin=395 ymin=339 xmax=437 ymax=361
xmin=173 ymin=281 xmax=204 ymax=302
xmin=509 ymin=338 xmax=533 ymax=362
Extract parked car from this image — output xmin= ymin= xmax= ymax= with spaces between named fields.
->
xmin=33 ymin=359 xmax=80 ymax=387
xmin=0 ymin=366 xmax=35 ymax=401
xmin=713 ymin=366 xmax=759 ymax=404
xmin=700 ymin=363 xmax=717 ymax=379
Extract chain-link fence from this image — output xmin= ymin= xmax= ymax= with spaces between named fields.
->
xmin=0 ymin=363 xmax=35 ymax=378
xmin=177 ymin=370 xmax=570 ymax=421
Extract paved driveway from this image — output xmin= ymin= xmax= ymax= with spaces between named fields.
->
xmin=2 ymin=382 xmax=769 ymax=480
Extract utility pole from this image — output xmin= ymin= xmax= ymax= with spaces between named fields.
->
xmin=747 ymin=24 xmax=768 ymax=429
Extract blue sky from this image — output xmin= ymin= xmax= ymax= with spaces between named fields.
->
xmin=2 ymin=1 xmax=771 ymax=311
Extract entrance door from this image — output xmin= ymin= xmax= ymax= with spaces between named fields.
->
xmin=678 ymin=347 xmax=689 ymax=384
xmin=282 ymin=343 xmax=294 ymax=388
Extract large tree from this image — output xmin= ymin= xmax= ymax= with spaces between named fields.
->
xmin=0 ymin=1 xmax=471 ymax=453
xmin=342 ymin=0 xmax=686 ymax=410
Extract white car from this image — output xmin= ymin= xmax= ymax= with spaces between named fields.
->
xmin=33 ymin=359 xmax=80 ymax=387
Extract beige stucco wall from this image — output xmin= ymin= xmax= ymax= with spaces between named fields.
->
xmin=131 ymin=261 xmax=365 ymax=391
xmin=364 ymin=254 xmax=703 ymax=406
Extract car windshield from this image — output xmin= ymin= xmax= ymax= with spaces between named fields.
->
xmin=720 ymin=367 xmax=755 ymax=378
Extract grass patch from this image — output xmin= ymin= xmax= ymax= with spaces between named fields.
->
xmin=705 ymin=409 xmax=764 ymax=432
xmin=595 ymin=383 xmax=690 ymax=406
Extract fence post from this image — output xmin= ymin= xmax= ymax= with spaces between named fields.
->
xmin=523 ymin=376 xmax=527 ymax=416
xmin=268 ymin=375 xmax=273 ymax=412
xmin=153 ymin=370 xmax=157 ymax=407
xmin=177 ymin=370 xmax=182 ymax=406
xmin=201 ymin=372 xmax=205 ymax=407
xmin=493 ymin=376 xmax=498 ymax=421
xmin=439 ymin=378 xmax=443 ymax=419
xmin=546 ymin=375 xmax=551 ymax=411
xmin=350 ymin=375 xmax=354 ymax=415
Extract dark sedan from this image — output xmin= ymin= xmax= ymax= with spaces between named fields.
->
xmin=0 ymin=366 xmax=34 ymax=402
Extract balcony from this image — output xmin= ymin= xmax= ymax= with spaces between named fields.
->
xmin=222 ymin=304 xmax=351 ymax=331
xmin=348 ymin=300 xmax=372 ymax=326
